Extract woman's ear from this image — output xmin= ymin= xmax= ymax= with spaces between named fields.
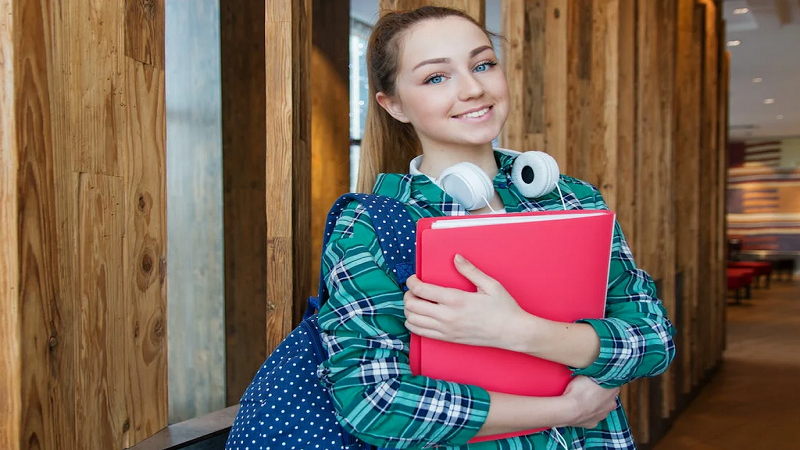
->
xmin=376 ymin=92 xmax=410 ymax=123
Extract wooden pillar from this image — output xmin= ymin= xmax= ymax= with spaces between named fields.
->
xmin=381 ymin=0 xmax=485 ymax=23
xmin=221 ymin=0 xmax=268 ymax=406
xmin=1 ymin=1 xmax=21 ymax=447
xmin=1 ymin=0 xmax=167 ymax=447
xmin=674 ymin=0 xmax=702 ymax=404
xmin=311 ymin=0 xmax=351 ymax=301
xmin=265 ymin=0 xmax=313 ymax=353
xmin=698 ymin=0 xmax=719 ymax=381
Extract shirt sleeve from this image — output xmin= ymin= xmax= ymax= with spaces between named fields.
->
xmin=316 ymin=201 xmax=491 ymax=449
xmin=570 ymin=189 xmax=677 ymax=387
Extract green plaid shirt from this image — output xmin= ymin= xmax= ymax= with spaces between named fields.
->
xmin=317 ymin=151 xmax=676 ymax=449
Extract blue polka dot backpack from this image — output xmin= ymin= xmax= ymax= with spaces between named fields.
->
xmin=226 ymin=194 xmax=416 ymax=450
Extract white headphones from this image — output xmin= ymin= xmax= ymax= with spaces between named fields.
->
xmin=409 ymin=148 xmax=563 ymax=211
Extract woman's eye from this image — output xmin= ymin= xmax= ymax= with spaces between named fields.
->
xmin=474 ymin=61 xmax=496 ymax=73
xmin=425 ymin=74 xmax=445 ymax=84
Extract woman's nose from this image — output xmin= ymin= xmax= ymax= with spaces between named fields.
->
xmin=458 ymin=73 xmax=485 ymax=101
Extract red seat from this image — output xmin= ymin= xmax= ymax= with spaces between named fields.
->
xmin=727 ymin=268 xmax=755 ymax=304
xmin=728 ymin=261 xmax=772 ymax=287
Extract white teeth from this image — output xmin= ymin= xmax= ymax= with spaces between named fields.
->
xmin=459 ymin=107 xmax=489 ymax=119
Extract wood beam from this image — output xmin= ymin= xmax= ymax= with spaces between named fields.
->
xmin=265 ymin=0 xmax=313 ymax=353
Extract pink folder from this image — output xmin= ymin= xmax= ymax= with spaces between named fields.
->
xmin=410 ymin=210 xmax=615 ymax=443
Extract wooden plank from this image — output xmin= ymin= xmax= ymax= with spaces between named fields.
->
xmin=500 ymin=0 xmax=525 ymax=150
xmin=15 ymin=0 xmax=79 ymax=447
xmin=122 ymin=59 xmax=168 ymax=445
xmin=693 ymin=0 xmax=708 ymax=389
xmin=635 ymin=0 xmax=666 ymax=441
xmin=656 ymin=0 xmax=677 ymax=420
xmin=66 ymin=0 xmax=123 ymax=176
xmin=701 ymin=0 xmax=719 ymax=378
xmin=614 ymin=0 xmax=636 ymax=417
xmin=125 ymin=0 xmax=166 ymax=68
xmin=544 ymin=0 xmax=568 ymax=168
xmin=265 ymin=0 xmax=313 ymax=352
xmin=381 ymin=0 xmax=485 ymax=24
xmin=674 ymin=0 xmax=702 ymax=398
xmin=0 ymin=0 xmax=21 ymax=446
xmin=220 ymin=0 xmax=268 ymax=407
xmin=311 ymin=0 xmax=351 ymax=304
xmin=76 ymin=174 xmax=126 ymax=450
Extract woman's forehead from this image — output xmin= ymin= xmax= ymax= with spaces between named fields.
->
xmin=398 ymin=16 xmax=492 ymax=70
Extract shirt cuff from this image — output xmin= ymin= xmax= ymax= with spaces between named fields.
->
xmin=568 ymin=318 xmax=628 ymax=386
xmin=443 ymin=384 xmax=492 ymax=446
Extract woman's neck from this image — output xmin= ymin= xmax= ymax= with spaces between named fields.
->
xmin=417 ymin=143 xmax=498 ymax=180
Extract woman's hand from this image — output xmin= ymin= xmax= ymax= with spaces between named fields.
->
xmin=403 ymin=254 xmax=530 ymax=350
xmin=561 ymin=376 xmax=620 ymax=429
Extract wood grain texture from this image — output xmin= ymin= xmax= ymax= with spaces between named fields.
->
xmin=674 ymin=0 xmax=701 ymax=398
xmin=76 ymin=173 xmax=126 ymax=450
xmin=614 ymin=0 xmax=636 ymax=417
xmin=700 ymin=0 xmax=719 ymax=379
xmin=65 ymin=0 xmax=123 ymax=176
xmin=125 ymin=0 xmax=165 ymax=68
xmin=220 ymin=0 xmax=267 ymax=406
xmin=5 ymin=0 xmax=168 ymax=447
xmin=311 ymin=0 xmax=351 ymax=302
xmin=265 ymin=0 xmax=312 ymax=353
xmin=692 ymin=1 xmax=708 ymax=390
xmin=634 ymin=0 xmax=663 ymax=441
xmin=543 ymin=0 xmax=567 ymax=166
xmin=658 ymin=0 xmax=677 ymax=418
xmin=122 ymin=59 xmax=167 ymax=445
xmin=16 ymin=0 xmax=78 ymax=447
xmin=1 ymin=0 xmax=21 ymax=446
xmin=381 ymin=0 xmax=485 ymax=23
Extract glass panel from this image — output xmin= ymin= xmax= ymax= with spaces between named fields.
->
xmin=165 ymin=0 xmax=226 ymax=423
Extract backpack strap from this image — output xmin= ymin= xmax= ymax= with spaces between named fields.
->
xmin=307 ymin=193 xmax=416 ymax=316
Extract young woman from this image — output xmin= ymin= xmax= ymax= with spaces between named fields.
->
xmin=317 ymin=6 xmax=675 ymax=449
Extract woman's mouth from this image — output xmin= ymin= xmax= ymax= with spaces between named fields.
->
xmin=453 ymin=106 xmax=492 ymax=119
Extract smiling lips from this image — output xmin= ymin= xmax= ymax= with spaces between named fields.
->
xmin=453 ymin=106 xmax=492 ymax=119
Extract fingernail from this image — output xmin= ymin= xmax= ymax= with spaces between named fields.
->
xmin=454 ymin=254 xmax=465 ymax=264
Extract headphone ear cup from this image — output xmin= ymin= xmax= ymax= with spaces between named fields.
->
xmin=511 ymin=151 xmax=560 ymax=198
xmin=438 ymin=162 xmax=494 ymax=210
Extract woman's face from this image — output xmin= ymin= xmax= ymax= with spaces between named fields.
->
xmin=379 ymin=16 xmax=510 ymax=152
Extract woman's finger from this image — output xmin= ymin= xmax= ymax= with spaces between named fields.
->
xmin=453 ymin=254 xmax=502 ymax=294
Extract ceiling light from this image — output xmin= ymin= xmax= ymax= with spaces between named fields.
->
xmin=727 ymin=40 xmax=742 ymax=47
xmin=752 ymin=77 xmax=763 ymax=83
xmin=777 ymin=115 xmax=784 ymax=120
xmin=733 ymin=8 xmax=749 ymax=14
xmin=764 ymin=98 xmax=775 ymax=104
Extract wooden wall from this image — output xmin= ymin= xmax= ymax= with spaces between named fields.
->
xmin=2 ymin=0 xmax=167 ymax=447
xmin=499 ymin=0 xmax=729 ymax=446
xmin=264 ymin=0 xmax=313 ymax=354
xmin=310 ymin=0 xmax=351 ymax=303
xmin=220 ymin=0 xmax=268 ymax=407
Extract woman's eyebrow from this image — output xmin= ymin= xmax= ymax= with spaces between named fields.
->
xmin=412 ymin=45 xmax=494 ymax=71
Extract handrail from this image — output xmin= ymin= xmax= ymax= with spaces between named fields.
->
xmin=125 ymin=405 xmax=239 ymax=450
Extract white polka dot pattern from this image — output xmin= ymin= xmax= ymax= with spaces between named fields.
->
xmin=226 ymin=194 xmax=416 ymax=450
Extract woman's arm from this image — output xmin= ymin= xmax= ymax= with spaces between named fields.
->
xmin=319 ymin=202 xmax=617 ymax=449
xmin=404 ymin=189 xmax=676 ymax=387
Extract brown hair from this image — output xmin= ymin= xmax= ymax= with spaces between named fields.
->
xmin=357 ymin=6 xmax=498 ymax=193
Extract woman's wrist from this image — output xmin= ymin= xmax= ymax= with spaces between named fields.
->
xmin=506 ymin=312 xmax=547 ymax=354
xmin=506 ymin=313 xmax=601 ymax=369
